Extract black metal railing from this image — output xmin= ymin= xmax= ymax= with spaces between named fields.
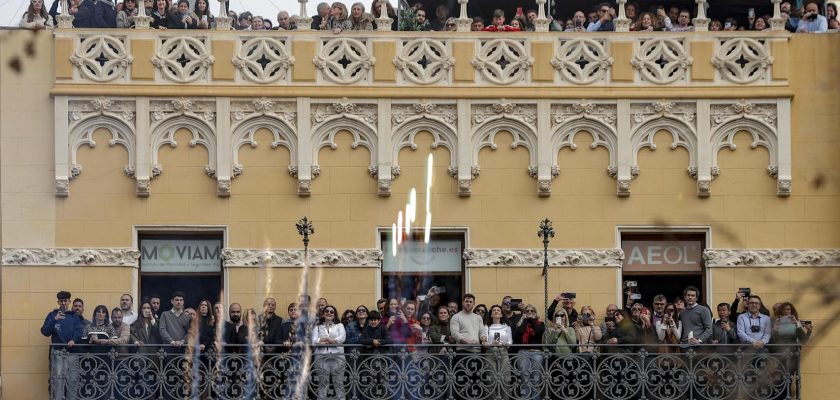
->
xmin=49 ymin=343 xmax=801 ymax=400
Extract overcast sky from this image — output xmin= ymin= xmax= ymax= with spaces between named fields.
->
xmin=1 ymin=0 xmax=321 ymax=27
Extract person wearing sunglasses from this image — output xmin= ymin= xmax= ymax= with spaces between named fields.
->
xmin=586 ymin=2 xmax=615 ymax=32
xmin=544 ymin=308 xmax=577 ymax=354
xmin=345 ymin=305 xmax=370 ymax=346
xmin=312 ymin=305 xmax=347 ymax=399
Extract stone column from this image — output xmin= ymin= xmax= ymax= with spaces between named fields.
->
xmin=692 ymin=0 xmax=710 ymax=31
xmin=533 ymin=0 xmax=551 ymax=32
xmin=297 ymin=0 xmax=313 ymax=31
xmin=769 ymin=0 xmax=786 ymax=31
xmin=133 ymin=0 xmax=152 ymax=29
xmin=376 ymin=0 xmax=393 ymax=31
xmin=614 ymin=0 xmax=631 ymax=32
xmin=215 ymin=0 xmax=232 ymax=30
xmin=56 ymin=0 xmax=75 ymax=28
xmin=456 ymin=0 xmax=471 ymax=32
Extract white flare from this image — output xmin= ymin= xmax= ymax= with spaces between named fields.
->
xmin=391 ymin=223 xmax=398 ymax=256
xmin=397 ymin=211 xmax=403 ymax=245
xmin=424 ymin=212 xmax=432 ymax=243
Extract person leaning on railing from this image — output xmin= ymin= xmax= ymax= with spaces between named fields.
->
xmin=20 ymin=0 xmax=54 ymax=30
xmin=149 ymin=0 xmax=170 ymax=29
xmin=321 ymin=2 xmax=352 ymax=33
xmin=736 ymin=295 xmax=772 ymax=351
xmin=428 ymin=305 xmax=455 ymax=352
xmin=586 ymin=2 xmax=615 ymax=32
xmin=827 ymin=3 xmax=839 ymax=30
xmin=191 ymin=0 xmax=214 ymax=29
xmin=168 ymin=0 xmax=197 ymax=29
xmin=797 ymin=1 xmax=828 ymax=33
xmin=312 ymin=305 xmax=347 ymax=400
xmin=359 ymin=310 xmax=391 ymax=353
xmin=349 ymin=2 xmax=373 ymax=30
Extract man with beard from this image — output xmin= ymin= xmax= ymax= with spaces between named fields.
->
xmin=224 ymin=303 xmax=248 ymax=353
xmin=149 ymin=294 xmax=162 ymax=319
xmin=107 ymin=308 xmax=131 ymax=353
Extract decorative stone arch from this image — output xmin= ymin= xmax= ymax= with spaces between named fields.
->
xmin=710 ymin=117 xmax=778 ymax=178
xmin=392 ymin=116 xmax=458 ymax=175
xmin=311 ymin=116 xmax=378 ymax=172
xmin=551 ymin=117 xmax=618 ymax=177
xmin=630 ymin=116 xmax=698 ymax=178
xmin=472 ymin=116 xmax=538 ymax=174
xmin=231 ymin=115 xmax=297 ymax=179
xmin=68 ymin=115 xmax=136 ymax=180
xmin=150 ymin=115 xmax=217 ymax=179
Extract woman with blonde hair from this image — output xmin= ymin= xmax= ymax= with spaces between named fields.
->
xmin=573 ymin=305 xmax=602 ymax=353
xmin=321 ymin=2 xmax=352 ymax=33
xmin=544 ymin=308 xmax=577 ymax=354
xmin=20 ymin=0 xmax=53 ymax=30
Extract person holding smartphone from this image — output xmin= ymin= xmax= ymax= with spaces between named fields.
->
xmin=797 ymin=1 xmax=828 ymax=32
xmin=544 ymin=308 xmax=577 ymax=354
xmin=41 ymin=291 xmax=84 ymax=349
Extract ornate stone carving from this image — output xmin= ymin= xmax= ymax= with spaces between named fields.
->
xmin=697 ymin=179 xmax=711 ymax=197
xmin=551 ymin=102 xmax=619 ymax=179
xmin=233 ymin=37 xmax=295 ymax=83
xmin=458 ymin=179 xmax=471 ymax=197
xmin=298 ymin=178 xmax=312 ymax=195
xmin=55 ymin=178 xmax=70 ymax=196
xmin=552 ymin=38 xmax=613 ymax=85
xmin=1 ymin=248 xmax=141 ymax=266
xmin=314 ymin=38 xmax=375 ymax=84
xmin=711 ymin=101 xmax=777 ymax=127
xmin=391 ymin=101 xmax=458 ymax=176
xmin=231 ymin=99 xmax=297 ymax=126
xmin=472 ymin=39 xmax=533 ymax=85
xmin=391 ymin=102 xmax=457 ymax=126
xmin=312 ymin=100 xmax=377 ymax=126
xmin=710 ymin=101 xmax=778 ymax=181
xmin=135 ymin=178 xmax=150 ymax=196
xmin=378 ymin=179 xmax=391 ymax=196
xmin=704 ymin=249 xmax=840 ymax=267
xmin=472 ymin=102 xmax=537 ymax=126
xmin=150 ymin=99 xmax=217 ymax=179
xmin=67 ymin=98 xmax=137 ymax=182
xmin=393 ymin=39 xmax=454 ymax=85
xmin=463 ymin=249 xmax=624 ymax=267
xmin=217 ymin=179 xmax=231 ymax=196
xmin=617 ymin=179 xmax=631 ymax=196
xmin=631 ymin=38 xmax=693 ymax=84
xmin=777 ymin=179 xmax=791 ymax=197
xmin=70 ymin=35 xmax=133 ymax=82
xmin=712 ymin=38 xmax=773 ymax=84
xmin=230 ymin=99 xmax=298 ymax=179
xmin=151 ymin=36 xmax=215 ymax=83
xmin=222 ymin=249 xmax=383 ymax=267
xmin=631 ymin=101 xmax=696 ymax=128
xmin=629 ymin=101 xmax=698 ymax=183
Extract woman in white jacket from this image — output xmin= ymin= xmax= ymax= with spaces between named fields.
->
xmin=20 ymin=0 xmax=54 ymax=30
xmin=312 ymin=305 xmax=346 ymax=399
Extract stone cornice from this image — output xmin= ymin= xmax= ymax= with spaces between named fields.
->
xmin=703 ymin=249 xmax=840 ymax=267
xmin=1 ymin=248 xmax=140 ymax=267
xmin=462 ymin=249 xmax=625 ymax=267
xmin=222 ymin=249 xmax=383 ymax=267
xmin=5 ymin=248 xmax=836 ymax=268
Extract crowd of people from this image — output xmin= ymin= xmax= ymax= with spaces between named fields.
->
xmin=42 ymin=285 xmax=813 ymax=355
xmin=20 ymin=0 xmax=839 ymax=33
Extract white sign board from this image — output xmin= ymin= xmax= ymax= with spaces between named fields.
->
xmin=141 ymin=239 xmax=222 ymax=273
xmin=382 ymin=238 xmax=462 ymax=272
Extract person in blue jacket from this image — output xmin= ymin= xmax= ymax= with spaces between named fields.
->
xmin=41 ymin=290 xmax=84 ymax=349
xmin=73 ymin=0 xmax=116 ymax=28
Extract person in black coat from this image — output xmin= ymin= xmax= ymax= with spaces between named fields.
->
xmin=150 ymin=0 xmax=170 ymax=29
xmin=223 ymin=303 xmax=248 ymax=353
xmin=359 ymin=311 xmax=391 ymax=354
xmin=275 ymin=302 xmax=305 ymax=352
xmin=168 ymin=0 xmax=197 ymax=29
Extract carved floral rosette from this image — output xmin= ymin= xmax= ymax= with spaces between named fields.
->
xmin=462 ymin=249 xmax=624 ymax=267
xmin=1 ymin=248 xmax=141 ymax=266
xmin=222 ymin=249 xmax=383 ymax=267
xmin=703 ymin=249 xmax=840 ymax=267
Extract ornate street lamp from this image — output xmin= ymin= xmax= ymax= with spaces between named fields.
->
xmin=538 ymin=218 xmax=555 ymax=317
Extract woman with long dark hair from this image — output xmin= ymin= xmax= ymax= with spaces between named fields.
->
xmin=150 ymin=0 xmax=171 ymax=29
xmin=84 ymin=305 xmax=116 ymax=353
xmin=191 ymin=0 xmax=214 ymax=29
xmin=312 ymin=305 xmax=346 ymax=399
xmin=429 ymin=306 xmax=454 ymax=353
xmin=131 ymin=302 xmax=162 ymax=353
xmin=20 ymin=0 xmax=53 ymax=29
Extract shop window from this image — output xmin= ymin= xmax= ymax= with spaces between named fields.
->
xmin=380 ymin=230 xmax=465 ymax=306
xmin=139 ymin=233 xmax=223 ymax=310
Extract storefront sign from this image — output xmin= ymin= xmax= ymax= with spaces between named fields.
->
xmin=622 ymin=241 xmax=703 ymax=272
xmin=140 ymin=239 xmax=222 ymax=272
xmin=382 ymin=238 xmax=462 ymax=272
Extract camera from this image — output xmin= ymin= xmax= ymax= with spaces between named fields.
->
xmin=738 ymin=288 xmax=751 ymax=296
xmin=630 ymin=293 xmax=642 ymax=300
xmin=750 ymin=325 xmax=761 ymax=333
xmin=605 ymin=316 xmax=615 ymax=323
xmin=509 ymin=298 xmax=523 ymax=308
xmin=801 ymin=320 xmax=812 ymax=325
xmin=494 ymin=332 xmax=500 ymax=342
xmin=624 ymin=281 xmax=637 ymax=288
xmin=561 ymin=292 xmax=577 ymax=299
xmin=580 ymin=313 xmax=593 ymax=323
xmin=808 ymin=12 xmax=818 ymax=20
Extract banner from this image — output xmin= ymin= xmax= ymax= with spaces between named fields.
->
xmin=140 ymin=239 xmax=222 ymax=273
xmin=622 ymin=240 xmax=703 ymax=273
xmin=382 ymin=238 xmax=462 ymax=272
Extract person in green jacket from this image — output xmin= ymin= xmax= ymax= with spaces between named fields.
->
xmin=544 ymin=308 xmax=577 ymax=354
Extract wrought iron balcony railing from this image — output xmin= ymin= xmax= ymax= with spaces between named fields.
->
xmin=49 ymin=343 xmax=802 ymax=400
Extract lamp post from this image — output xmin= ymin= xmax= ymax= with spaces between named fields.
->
xmin=295 ymin=216 xmax=314 ymax=326
xmin=538 ymin=218 xmax=555 ymax=317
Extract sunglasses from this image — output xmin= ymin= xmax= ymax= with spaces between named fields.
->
xmin=324 ymin=310 xmax=335 ymax=314
xmin=525 ymin=309 xmax=536 ymax=313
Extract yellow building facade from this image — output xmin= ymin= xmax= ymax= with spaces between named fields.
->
xmin=1 ymin=21 xmax=839 ymax=399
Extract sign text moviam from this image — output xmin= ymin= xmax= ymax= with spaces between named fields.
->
xmin=140 ymin=239 xmax=221 ymax=272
